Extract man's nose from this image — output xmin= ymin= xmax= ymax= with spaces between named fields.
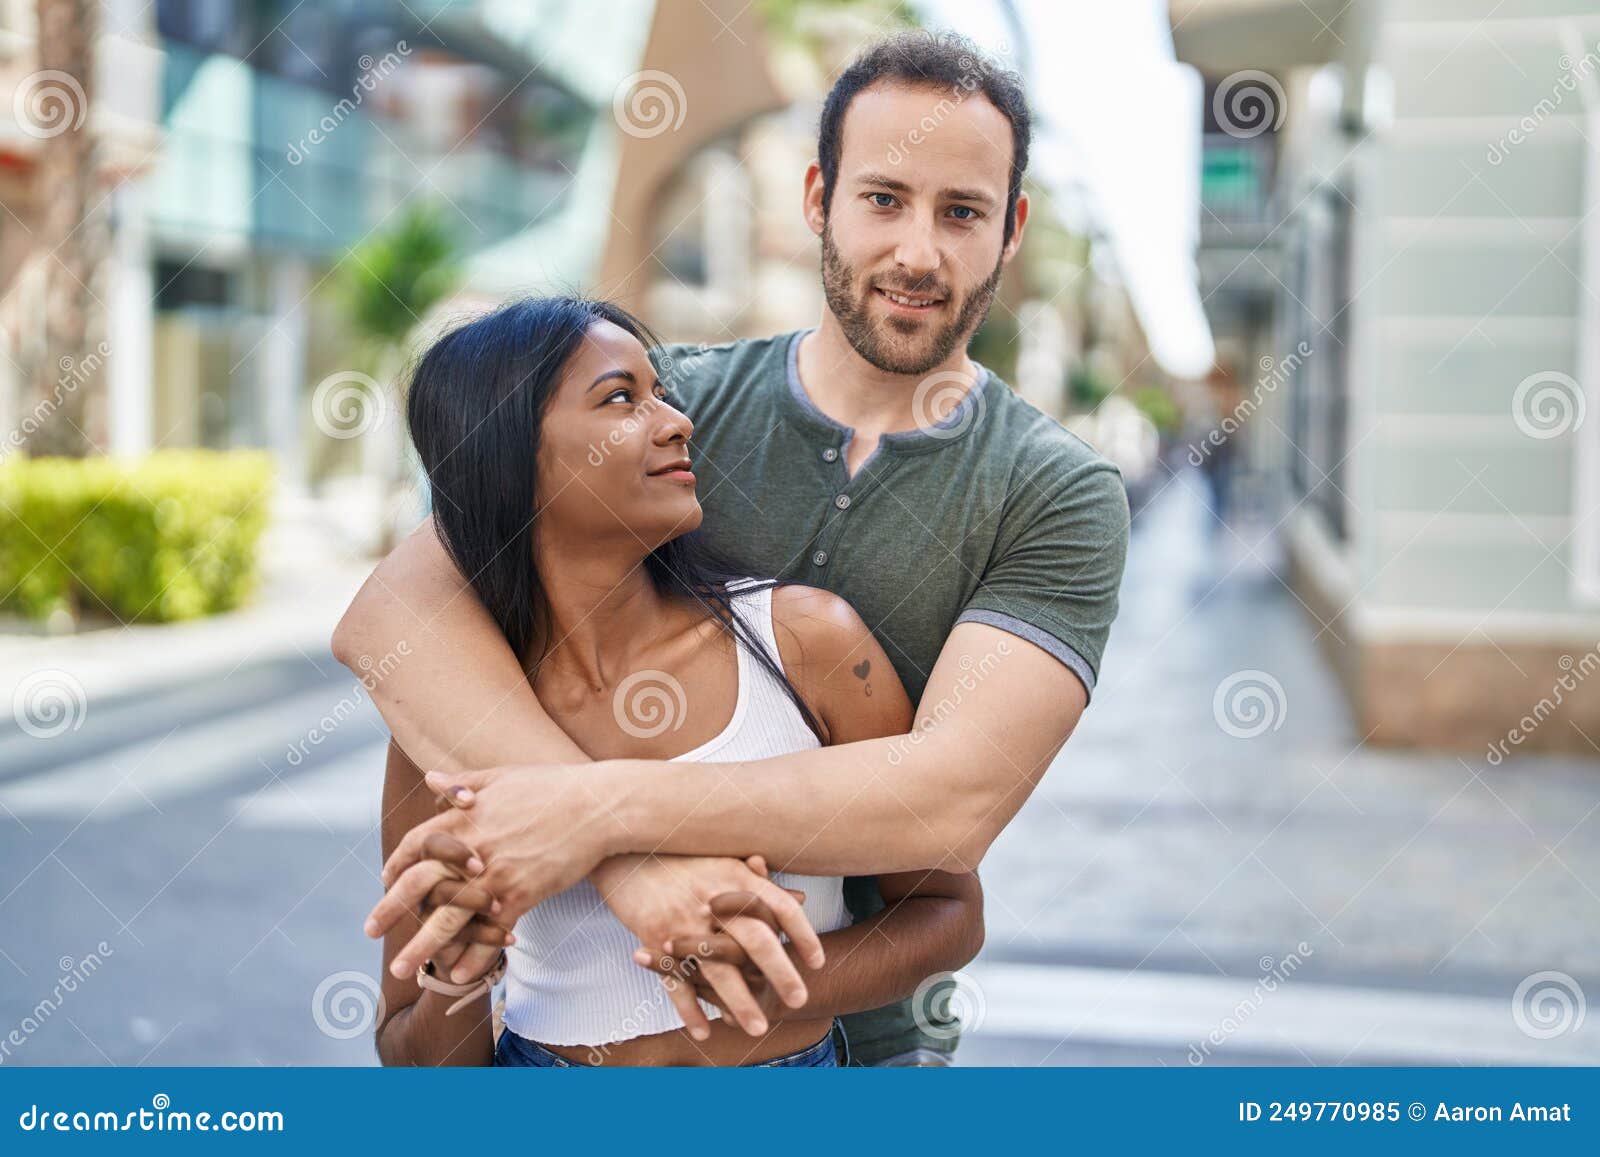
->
xmin=893 ymin=213 xmax=941 ymax=278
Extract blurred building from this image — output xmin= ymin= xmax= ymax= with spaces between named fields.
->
xmin=1175 ymin=0 xmax=1600 ymax=753
xmin=0 ymin=0 xmax=597 ymax=485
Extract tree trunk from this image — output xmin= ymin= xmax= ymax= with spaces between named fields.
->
xmin=29 ymin=0 xmax=105 ymax=457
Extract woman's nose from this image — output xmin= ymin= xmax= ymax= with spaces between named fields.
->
xmin=654 ymin=401 xmax=693 ymax=443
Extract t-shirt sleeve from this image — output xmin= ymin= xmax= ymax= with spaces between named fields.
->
xmin=955 ymin=458 xmax=1130 ymax=698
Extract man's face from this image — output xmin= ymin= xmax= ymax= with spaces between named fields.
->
xmin=811 ymin=81 xmax=1024 ymax=376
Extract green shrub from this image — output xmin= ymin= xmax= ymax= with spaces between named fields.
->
xmin=0 ymin=450 xmax=273 ymax=623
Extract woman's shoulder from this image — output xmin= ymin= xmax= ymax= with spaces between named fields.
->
xmin=767 ymin=583 xmax=870 ymax=644
xmin=767 ymin=584 xmax=912 ymax=742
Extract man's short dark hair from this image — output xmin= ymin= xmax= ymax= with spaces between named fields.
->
xmin=817 ymin=31 xmax=1032 ymax=247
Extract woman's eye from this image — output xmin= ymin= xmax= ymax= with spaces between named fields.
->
xmin=604 ymin=388 xmax=632 ymax=405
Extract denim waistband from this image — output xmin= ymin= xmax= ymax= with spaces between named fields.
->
xmin=494 ymin=1023 xmax=841 ymax=1068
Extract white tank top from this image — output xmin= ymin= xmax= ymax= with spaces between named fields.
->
xmin=501 ymin=578 xmax=850 ymax=1047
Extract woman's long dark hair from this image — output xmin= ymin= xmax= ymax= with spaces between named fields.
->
xmin=405 ymin=296 xmax=826 ymax=743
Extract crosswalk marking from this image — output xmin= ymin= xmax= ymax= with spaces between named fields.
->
xmin=0 ymin=685 xmax=384 ymax=821
xmin=233 ymin=740 xmax=387 ymax=831
xmin=963 ymin=960 xmax=1598 ymax=1065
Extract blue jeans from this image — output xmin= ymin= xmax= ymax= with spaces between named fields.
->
xmin=494 ymin=1025 xmax=840 ymax=1068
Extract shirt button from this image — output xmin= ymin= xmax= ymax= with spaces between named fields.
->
xmin=812 ymin=550 xmax=829 ymax=566
xmin=822 ymin=447 xmax=839 ymax=463
xmin=834 ymin=494 xmax=851 ymax=510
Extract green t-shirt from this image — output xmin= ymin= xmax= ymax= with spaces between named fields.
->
xmin=653 ymin=330 xmax=1130 ymax=1064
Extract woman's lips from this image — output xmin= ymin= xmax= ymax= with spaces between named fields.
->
xmin=648 ymin=468 xmax=696 ymax=485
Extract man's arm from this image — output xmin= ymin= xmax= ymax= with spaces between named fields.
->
xmin=379 ymin=620 xmax=1085 ymax=954
xmin=344 ymin=524 xmax=1083 ymax=879
xmin=330 ymin=517 xmax=578 ymax=773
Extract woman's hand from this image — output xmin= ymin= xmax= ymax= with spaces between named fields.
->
xmin=634 ymin=890 xmax=801 ymax=1031
xmin=366 ymin=829 xmax=516 ymax=983
xmin=594 ymin=853 xmax=823 ymax=1038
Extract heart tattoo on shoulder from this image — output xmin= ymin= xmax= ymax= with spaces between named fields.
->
xmin=852 ymin=658 xmax=872 ymax=697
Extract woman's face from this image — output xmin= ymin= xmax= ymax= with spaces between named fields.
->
xmin=534 ymin=319 xmax=702 ymax=552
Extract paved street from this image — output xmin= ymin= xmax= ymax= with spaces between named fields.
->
xmin=2 ymin=476 xmax=1596 ymax=1066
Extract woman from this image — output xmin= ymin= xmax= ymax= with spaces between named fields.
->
xmin=372 ymin=297 xmax=982 ymax=1067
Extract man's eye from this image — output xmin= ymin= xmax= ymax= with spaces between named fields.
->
xmin=869 ymin=192 xmax=896 ymax=208
xmin=949 ymin=205 xmax=979 ymax=220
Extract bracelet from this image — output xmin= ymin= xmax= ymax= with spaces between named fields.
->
xmin=416 ymin=950 xmax=508 ymax=1016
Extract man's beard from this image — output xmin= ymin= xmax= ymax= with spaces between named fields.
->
xmin=820 ymin=223 xmax=1004 ymax=377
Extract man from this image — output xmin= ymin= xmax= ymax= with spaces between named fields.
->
xmin=340 ymin=32 xmax=1129 ymax=1066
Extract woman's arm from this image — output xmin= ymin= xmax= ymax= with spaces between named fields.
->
xmin=373 ymin=741 xmax=502 ymax=1066
xmin=801 ymin=866 xmax=982 ymax=1019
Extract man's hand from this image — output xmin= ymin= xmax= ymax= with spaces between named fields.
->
xmin=594 ymin=854 xmax=823 ymax=1038
xmin=369 ymin=764 xmax=616 ymax=978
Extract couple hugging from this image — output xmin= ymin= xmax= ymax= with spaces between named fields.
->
xmin=337 ymin=32 xmax=1128 ymax=1068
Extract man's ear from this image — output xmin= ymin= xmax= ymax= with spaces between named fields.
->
xmin=802 ymin=160 xmax=826 ymax=238
xmin=1002 ymin=190 xmax=1030 ymax=264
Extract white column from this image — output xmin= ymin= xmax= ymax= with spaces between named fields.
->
xmin=107 ymin=181 xmax=154 ymax=456
xmin=262 ymin=254 xmax=310 ymax=492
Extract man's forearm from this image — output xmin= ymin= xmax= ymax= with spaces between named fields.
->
xmin=602 ymin=723 xmax=1024 ymax=876
xmin=594 ymin=623 xmax=1082 ymax=877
